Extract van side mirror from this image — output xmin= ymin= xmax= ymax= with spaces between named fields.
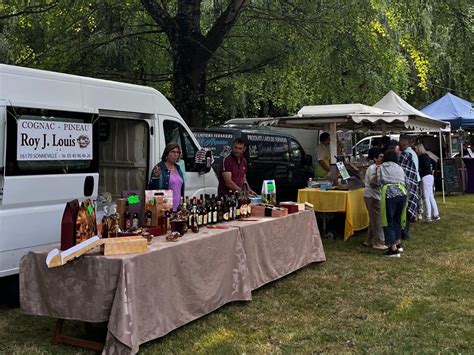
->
xmin=304 ymin=155 xmax=312 ymax=165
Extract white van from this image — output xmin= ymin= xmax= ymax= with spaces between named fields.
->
xmin=0 ymin=64 xmax=218 ymax=277
xmin=352 ymin=134 xmax=400 ymax=159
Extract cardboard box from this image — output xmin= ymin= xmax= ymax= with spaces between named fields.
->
xmin=250 ymin=203 xmax=273 ymax=217
xmin=279 ymin=203 xmax=299 ymax=214
xmin=271 ymin=207 xmax=288 ymax=217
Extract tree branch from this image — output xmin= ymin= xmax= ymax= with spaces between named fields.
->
xmin=0 ymin=2 xmax=59 ymax=20
xmin=140 ymin=0 xmax=175 ymax=37
xmin=208 ymin=55 xmax=281 ymax=83
xmin=203 ymin=0 xmax=247 ymax=56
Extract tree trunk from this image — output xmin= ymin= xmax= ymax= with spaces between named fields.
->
xmin=140 ymin=0 xmax=247 ymax=127
xmin=173 ymin=56 xmax=208 ymax=128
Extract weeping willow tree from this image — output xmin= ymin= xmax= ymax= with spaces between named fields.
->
xmin=1 ymin=0 xmax=472 ymax=124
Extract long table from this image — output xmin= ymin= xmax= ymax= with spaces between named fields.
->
xmin=298 ymin=188 xmax=369 ymax=240
xmin=20 ymin=210 xmax=325 ymax=354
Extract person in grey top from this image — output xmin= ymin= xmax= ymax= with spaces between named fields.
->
xmin=363 ymin=148 xmax=386 ymax=250
xmin=377 ymin=150 xmax=407 ymax=257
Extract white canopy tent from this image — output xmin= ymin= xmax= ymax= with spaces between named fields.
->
xmin=259 ymin=98 xmax=450 ymax=201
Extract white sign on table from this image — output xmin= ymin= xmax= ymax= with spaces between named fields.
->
xmin=17 ymin=119 xmax=93 ymax=161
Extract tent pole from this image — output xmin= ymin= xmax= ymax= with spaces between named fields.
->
xmin=448 ymin=131 xmax=453 ymax=157
xmin=439 ymin=131 xmax=446 ymax=203
xmin=330 ymin=122 xmax=337 ymax=164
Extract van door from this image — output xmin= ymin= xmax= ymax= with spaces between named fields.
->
xmin=0 ymin=106 xmax=98 ymax=277
xmin=161 ymin=119 xmax=218 ymax=197
xmin=96 ymin=112 xmax=150 ymax=199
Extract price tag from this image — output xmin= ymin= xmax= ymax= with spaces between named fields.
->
xmin=127 ymin=195 xmax=140 ymax=205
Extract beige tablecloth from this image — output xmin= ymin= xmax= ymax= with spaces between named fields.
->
xmin=20 ymin=210 xmax=325 ymax=354
xmin=229 ymin=210 xmax=324 ymax=289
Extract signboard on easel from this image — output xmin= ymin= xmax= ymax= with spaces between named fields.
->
xmin=442 ymin=158 xmax=463 ymax=193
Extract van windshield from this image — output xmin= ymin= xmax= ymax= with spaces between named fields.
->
xmin=5 ymin=107 xmax=98 ymax=176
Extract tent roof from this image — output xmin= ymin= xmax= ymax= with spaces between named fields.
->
xmin=259 ymin=99 xmax=449 ymax=132
xmin=374 ymin=90 xmax=434 ymax=119
xmin=421 ymin=93 xmax=474 ymax=129
xmin=297 ymin=103 xmax=392 ymax=117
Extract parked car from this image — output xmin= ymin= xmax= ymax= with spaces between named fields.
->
xmin=352 ymin=134 xmax=400 ymax=159
xmin=192 ymin=127 xmax=314 ymax=202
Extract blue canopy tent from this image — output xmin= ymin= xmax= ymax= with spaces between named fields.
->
xmin=421 ymin=93 xmax=474 ymax=130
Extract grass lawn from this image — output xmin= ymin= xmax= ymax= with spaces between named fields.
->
xmin=1 ymin=194 xmax=473 ymax=354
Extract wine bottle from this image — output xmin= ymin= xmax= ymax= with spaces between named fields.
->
xmin=202 ymin=195 xmax=208 ymax=226
xmin=217 ymin=198 xmax=223 ymax=223
xmin=191 ymin=206 xmax=199 ymax=233
xmin=144 ymin=209 xmax=152 ymax=227
xmin=132 ymin=212 xmax=139 ymax=229
xmin=124 ymin=202 xmax=132 ymax=231
xmin=235 ymin=191 xmax=241 ymax=219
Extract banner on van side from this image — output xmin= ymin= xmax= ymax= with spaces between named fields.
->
xmin=17 ymin=119 xmax=93 ymax=161
xmin=246 ymin=134 xmax=287 ymax=143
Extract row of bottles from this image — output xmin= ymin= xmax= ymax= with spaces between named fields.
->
xmin=101 ymin=191 xmax=254 ymax=238
xmin=176 ymin=191 xmax=253 ymax=230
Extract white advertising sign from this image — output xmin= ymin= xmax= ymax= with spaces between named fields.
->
xmin=17 ymin=119 xmax=93 ymax=161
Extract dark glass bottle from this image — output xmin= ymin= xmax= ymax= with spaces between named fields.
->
xmin=124 ymin=202 xmax=132 ymax=231
xmin=202 ymin=195 xmax=208 ymax=226
xmin=132 ymin=212 xmax=139 ymax=229
xmin=227 ymin=190 xmax=234 ymax=220
xmin=197 ymin=199 xmax=203 ymax=226
xmin=144 ymin=209 xmax=152 ymax=227
xmin=191 ymin=206 xmax=199 ymax=233
xmin=235 ymin=191 xmax=241 ymax=219
xmin=217 ymin=198 xmax=223 ymax=223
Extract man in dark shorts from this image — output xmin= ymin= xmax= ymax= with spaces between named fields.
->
xmin=218 ymin=138 xmax=256 ymax=196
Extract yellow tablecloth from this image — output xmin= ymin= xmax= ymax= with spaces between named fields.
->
xmin=298 ymin=188 xmax=369 ymax=240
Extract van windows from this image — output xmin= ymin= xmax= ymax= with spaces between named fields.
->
xmin=244 ymin=133 xmax=289 ymax=161
xmin=5 ymin=106 xmax=98 ymax=176
xmin=290 ymin=139 xmax=303 ymax=162
xmin=98 ymin=117 xmax=149 ymax=198
xmin=163 ymin=120 xmax=199 ymax=172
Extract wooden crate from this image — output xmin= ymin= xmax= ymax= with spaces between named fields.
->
xmin=102 ymin=236 xmax=148 ymax=256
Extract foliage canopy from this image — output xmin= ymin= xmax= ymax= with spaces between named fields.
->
xmin=1 ymin=0 xmax=472 ymax=125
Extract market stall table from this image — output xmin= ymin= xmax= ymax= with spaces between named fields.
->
xmin=228 ymin=210 xmax=324 ymax=289
xmin=297 ymin=188 xmax=369 ymax=240
xmin=20 ymin=210 xmax=325 ymax=354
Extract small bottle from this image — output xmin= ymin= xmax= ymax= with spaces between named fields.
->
xmin=144 ymin=209 xmax=152 ymax=227
xmin=124 ymin=202 xmax=132 ymax=231
xmin=217 ymin=199 xmax=223 ymax=223
xmin=191 ymin=206 xmax=199 ymax=233
xmin=132 ymin=212 xmax=139 ymax=229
